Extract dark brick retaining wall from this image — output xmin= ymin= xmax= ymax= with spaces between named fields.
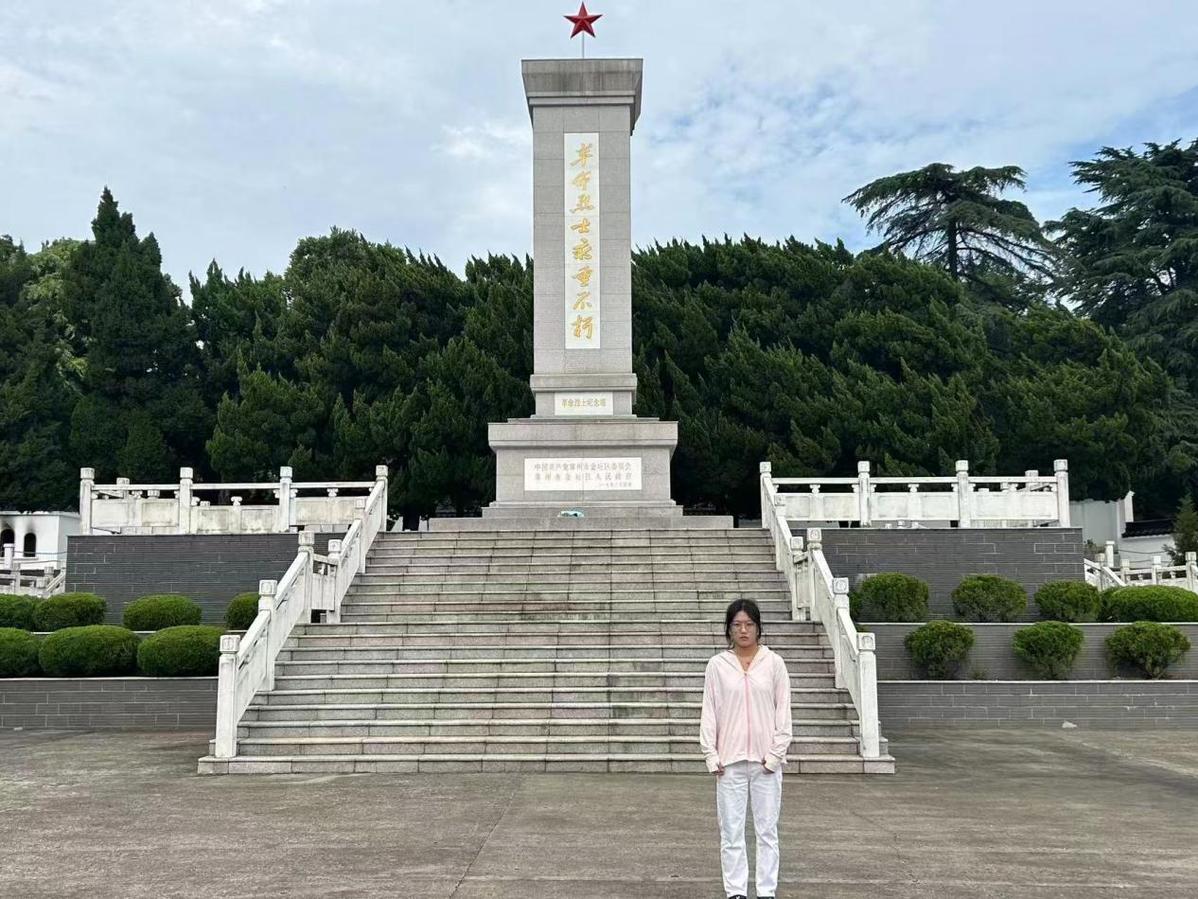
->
xmin=869 ymin=623 xmax=1198 ymax=680
xmin=67 ymin=534 xmax=330 ymax=624
xmin=0 ymin=678 xmax=217 ymax=730
xmin=817 ymin=528 xmax=1084 ymax=620
xmin=879 ymin=680 xmax=1198 ymax=728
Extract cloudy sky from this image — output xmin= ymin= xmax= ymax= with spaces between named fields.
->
xmin=4 ymin=1 xmax=1198 ymax=291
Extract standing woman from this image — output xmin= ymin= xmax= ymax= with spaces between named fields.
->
xmin=699 ymin=598 xmax=793 ymax=899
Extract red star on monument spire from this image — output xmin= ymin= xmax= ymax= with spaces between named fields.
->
xmin=565 ymin=3 xmax=602 ymax=39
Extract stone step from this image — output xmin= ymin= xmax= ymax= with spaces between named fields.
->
xmin=235 ymin=717 xmax=860 ymax=739
xmin=352 ymin=573 xmax=786 ymax=585
xmin=258 ymin=686 xmax=851 ymax=706
xmin=199 ymin=752 xmax=896 ymax=776
xmin=273 ymin=658 xmax=835 ymax=676
xmin=277 ymin=645 xmax=834 ymax=661
xmin=269 ymin=670 xmax=836 ymax=691
xmin=294 ymin=621 xmax=822 ymax=637
xmin=338 ymin=603 xmax=793 ymax=618
xmin=227 ymin=734 xmax=866 ymax=758
xmin=242 ymin=700 xmax=857 ymax=722
xmin=287 ymin=629 xmax=825 ymax=646
xmin=335 ymin=612 xmax=797 ymax=625
xmin=373 ymin=531 xmax=768 ymax=542
xmin=345 ymin=584 xmax=789 ymax=597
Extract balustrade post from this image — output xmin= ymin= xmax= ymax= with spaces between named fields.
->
xmin=278 ymin=466 xmax=294 ymax=532
xmin=214 ymin=634 xmax=241 ymax=758
xmin=857 ymin=461 xmax=872 ymax=527
xmin=788 ymin=535 xmax=805 ymax=621
xmin=116 ymin=478 xmax=132 ymax=532
xmin=759 ymin=461 xmax=772 ymax=530
xmin=1186 ymin=552 xmax=1197 ymax=593
xmin=1054 ymin=459 xmax=1071 ymax=526
xmin=1120 ymin=558 xmax=1130 ymax=584
xmin=354 ymin=498 xmax=368 ymax=574
xmin=375 ymin=464 xmax=390 ymax=533
xmin=257 ymin=579 xmax=277 ymax=691
xmin=79 ymin=468 xmax=95 ymax=535
xmin=832 ymin=577 xmax=850 ymax=690
xmin=1151 ymin=555 xmax=1162 ymax=585
xmin=856 ymin=630 xmax=881 ymax=759
xmin=806 ymin=528 xmax=822 ymax=621
xmin=1104 ymin=540 xmax=1116 ymax=568
xmin=297 ymin=532 xmax=316 ymax=615
xmin=326 ymin=538 xmax=343 ymax=623
xmin=955 ymin=460 xmax=972 ymax=528
xmin=177 ymin=467 xmax=194 ymax=534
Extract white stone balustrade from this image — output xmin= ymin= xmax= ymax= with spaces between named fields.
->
xmin=760 ymin=463 xmax=882 ymax=759
xmin=213 ymin=469 xmax=389 ymax=759
xmin=764 ymin=459 xmax=1071 ymax=528
xmin=79 ymin=465 xmax=389 ymax=536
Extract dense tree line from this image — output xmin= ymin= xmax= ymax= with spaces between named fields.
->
xmin=2 ymin=141 xmax=1196 ymax=524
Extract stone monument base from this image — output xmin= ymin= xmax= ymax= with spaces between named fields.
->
xmin=476 ymin=415 xmax=710 ymax=529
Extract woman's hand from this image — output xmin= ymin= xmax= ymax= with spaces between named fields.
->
xmin=713 ymin=764 xmax=725 ymax=777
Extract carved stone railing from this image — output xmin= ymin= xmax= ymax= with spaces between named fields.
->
xmin=211 ymin=471 xmax=389 ymax=759
xmin=1119 ymin=552 xmax=1198 ymax=593
xmin=80 ymin=465 xmax=388 ymax=536
xmin=766 ymin=459 xmax=1070 ymax=528
xmin=760 ymin=463 xmax=880 ymax=758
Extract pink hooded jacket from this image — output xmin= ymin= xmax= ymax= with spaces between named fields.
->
xmin=699 ymin=645 xmax=793 ymax=773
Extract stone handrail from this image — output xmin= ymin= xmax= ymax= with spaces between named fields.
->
xmin=1083 ymin=558 xmax=1126 ymax=590
xmin=1119 ymin=552 xmax=1198 ymax=592
xmin=212 ymin=471 xmax=389 ymax=759
xmin=767 ymin=459 xmax=1070 ymax=527
xmin=760 ymin=463 xmax=881 ymax=758
xmin=80 ymin=464 xmax=389 ymax=536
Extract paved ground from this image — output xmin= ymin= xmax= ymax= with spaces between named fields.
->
xmin=1 ymin=728 xmax=1196 ymax=898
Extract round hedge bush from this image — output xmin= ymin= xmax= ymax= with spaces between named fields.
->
xmin=225 ymin=592 xmax=260 ymax=631
xmin=905 ymin=620 xmax=975 ymax=679
xmin=1012 ymin=621 xmax=1084 ymax=679
xmin=1106 ymin=622 xmax=1191 ymax=678
xmin=122 ymin=594 xmax=202 ymax=631
xmin=0 ymin=594 xmax=37 ymax=630
xmin=951 ymin=575 xmax=1027 ymax=622
xmin=0 ymin=628 xmax=41 ymax=677
xmin=850 ymin=573 xmax=930 ymax=622
xmin=37 ymin=625 xmax=138 ymax=677
xmin=31 ymin=593 xmax=106 ymax=632
xmin=137 ymin=626 xmax=224 ymax=677
xmin=1034 ymin=581 xmax=1101 ymax=623
xmin=1100 ymin=586 xmax=1198 ymax=623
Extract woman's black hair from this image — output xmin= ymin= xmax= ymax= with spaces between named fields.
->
xmin=724 ymin=598 xmax=763 ymax=645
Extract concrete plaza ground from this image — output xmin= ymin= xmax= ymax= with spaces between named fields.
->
xmin=1 ymin=727 xmax=1196 ymax=898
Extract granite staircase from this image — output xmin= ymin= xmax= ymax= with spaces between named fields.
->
xmin=200 ymin=528 xmax=894 ymax=774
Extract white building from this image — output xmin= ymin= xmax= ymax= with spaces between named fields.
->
xmin=1069 ymin=493 xmax=1177 ymax=565
xmin=0 ymin=511 xmax=80 ymax=569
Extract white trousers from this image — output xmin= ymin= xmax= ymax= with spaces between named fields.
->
xmin=716 ymin=760 xmax=783 ymax=897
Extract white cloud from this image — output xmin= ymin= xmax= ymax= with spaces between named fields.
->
xmin=2 ymin=0 xmax=1197 ymax=289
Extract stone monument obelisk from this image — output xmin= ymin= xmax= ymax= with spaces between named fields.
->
xmin=481 ymin=58 xmax=683 ymax=526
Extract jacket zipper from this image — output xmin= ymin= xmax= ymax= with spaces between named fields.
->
xmin=743 ymin=663 xmax=753 ymax=761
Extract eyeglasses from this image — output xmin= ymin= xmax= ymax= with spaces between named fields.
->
xmin=730 ymin=621 xmax=757 ymax=631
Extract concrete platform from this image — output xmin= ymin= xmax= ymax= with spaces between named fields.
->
xmin=3 ymin=727 xmax=1197 ymax=896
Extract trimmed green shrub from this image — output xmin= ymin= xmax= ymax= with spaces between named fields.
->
xmin=0 ymin=628 xmax=41 ymax=677
xmin=137 ymin=626 xmax=224 ymax=677
xmin=1012 ymin=621 xmax=1084 ymax=679
xmin=1100 ymin=586 xmax=1198 ymax=623
xmin=0 ymin=594 xmax=37 ymax=630
xmin=1106 ymin=622 xmax=1191 ymax=678
xmin=37 ymin=625 xmax=138 ymax=677
xmin=225 ymin=592 xmax=260 ymax=631
xmin=951 ymin=575 xmax=1027 ymax=622
xmin=905 ymin=620 xmax=975 ymax=679
xmin=31 ymin=593 xmax=106 ymax=631
xmin=123 ymin=594 xmax=202 ymax=631
xmin=850 ymin=573 xmax=930 ymax=622
xmin=1034 ymin=581 xmax=1101 ymax=623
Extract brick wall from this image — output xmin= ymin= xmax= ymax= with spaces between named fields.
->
xmin=868 ymin=622 xmax=1198 ymax=680
xmin=66 ymin=534 xmax=331 ymax=624
xmin=0 ymin=678 xmax=216 ymax=730
xmin=818 ymin=528 xmax=1083 ymax=620
xmin=880 ymin=680 xmax=1198 ymax=728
